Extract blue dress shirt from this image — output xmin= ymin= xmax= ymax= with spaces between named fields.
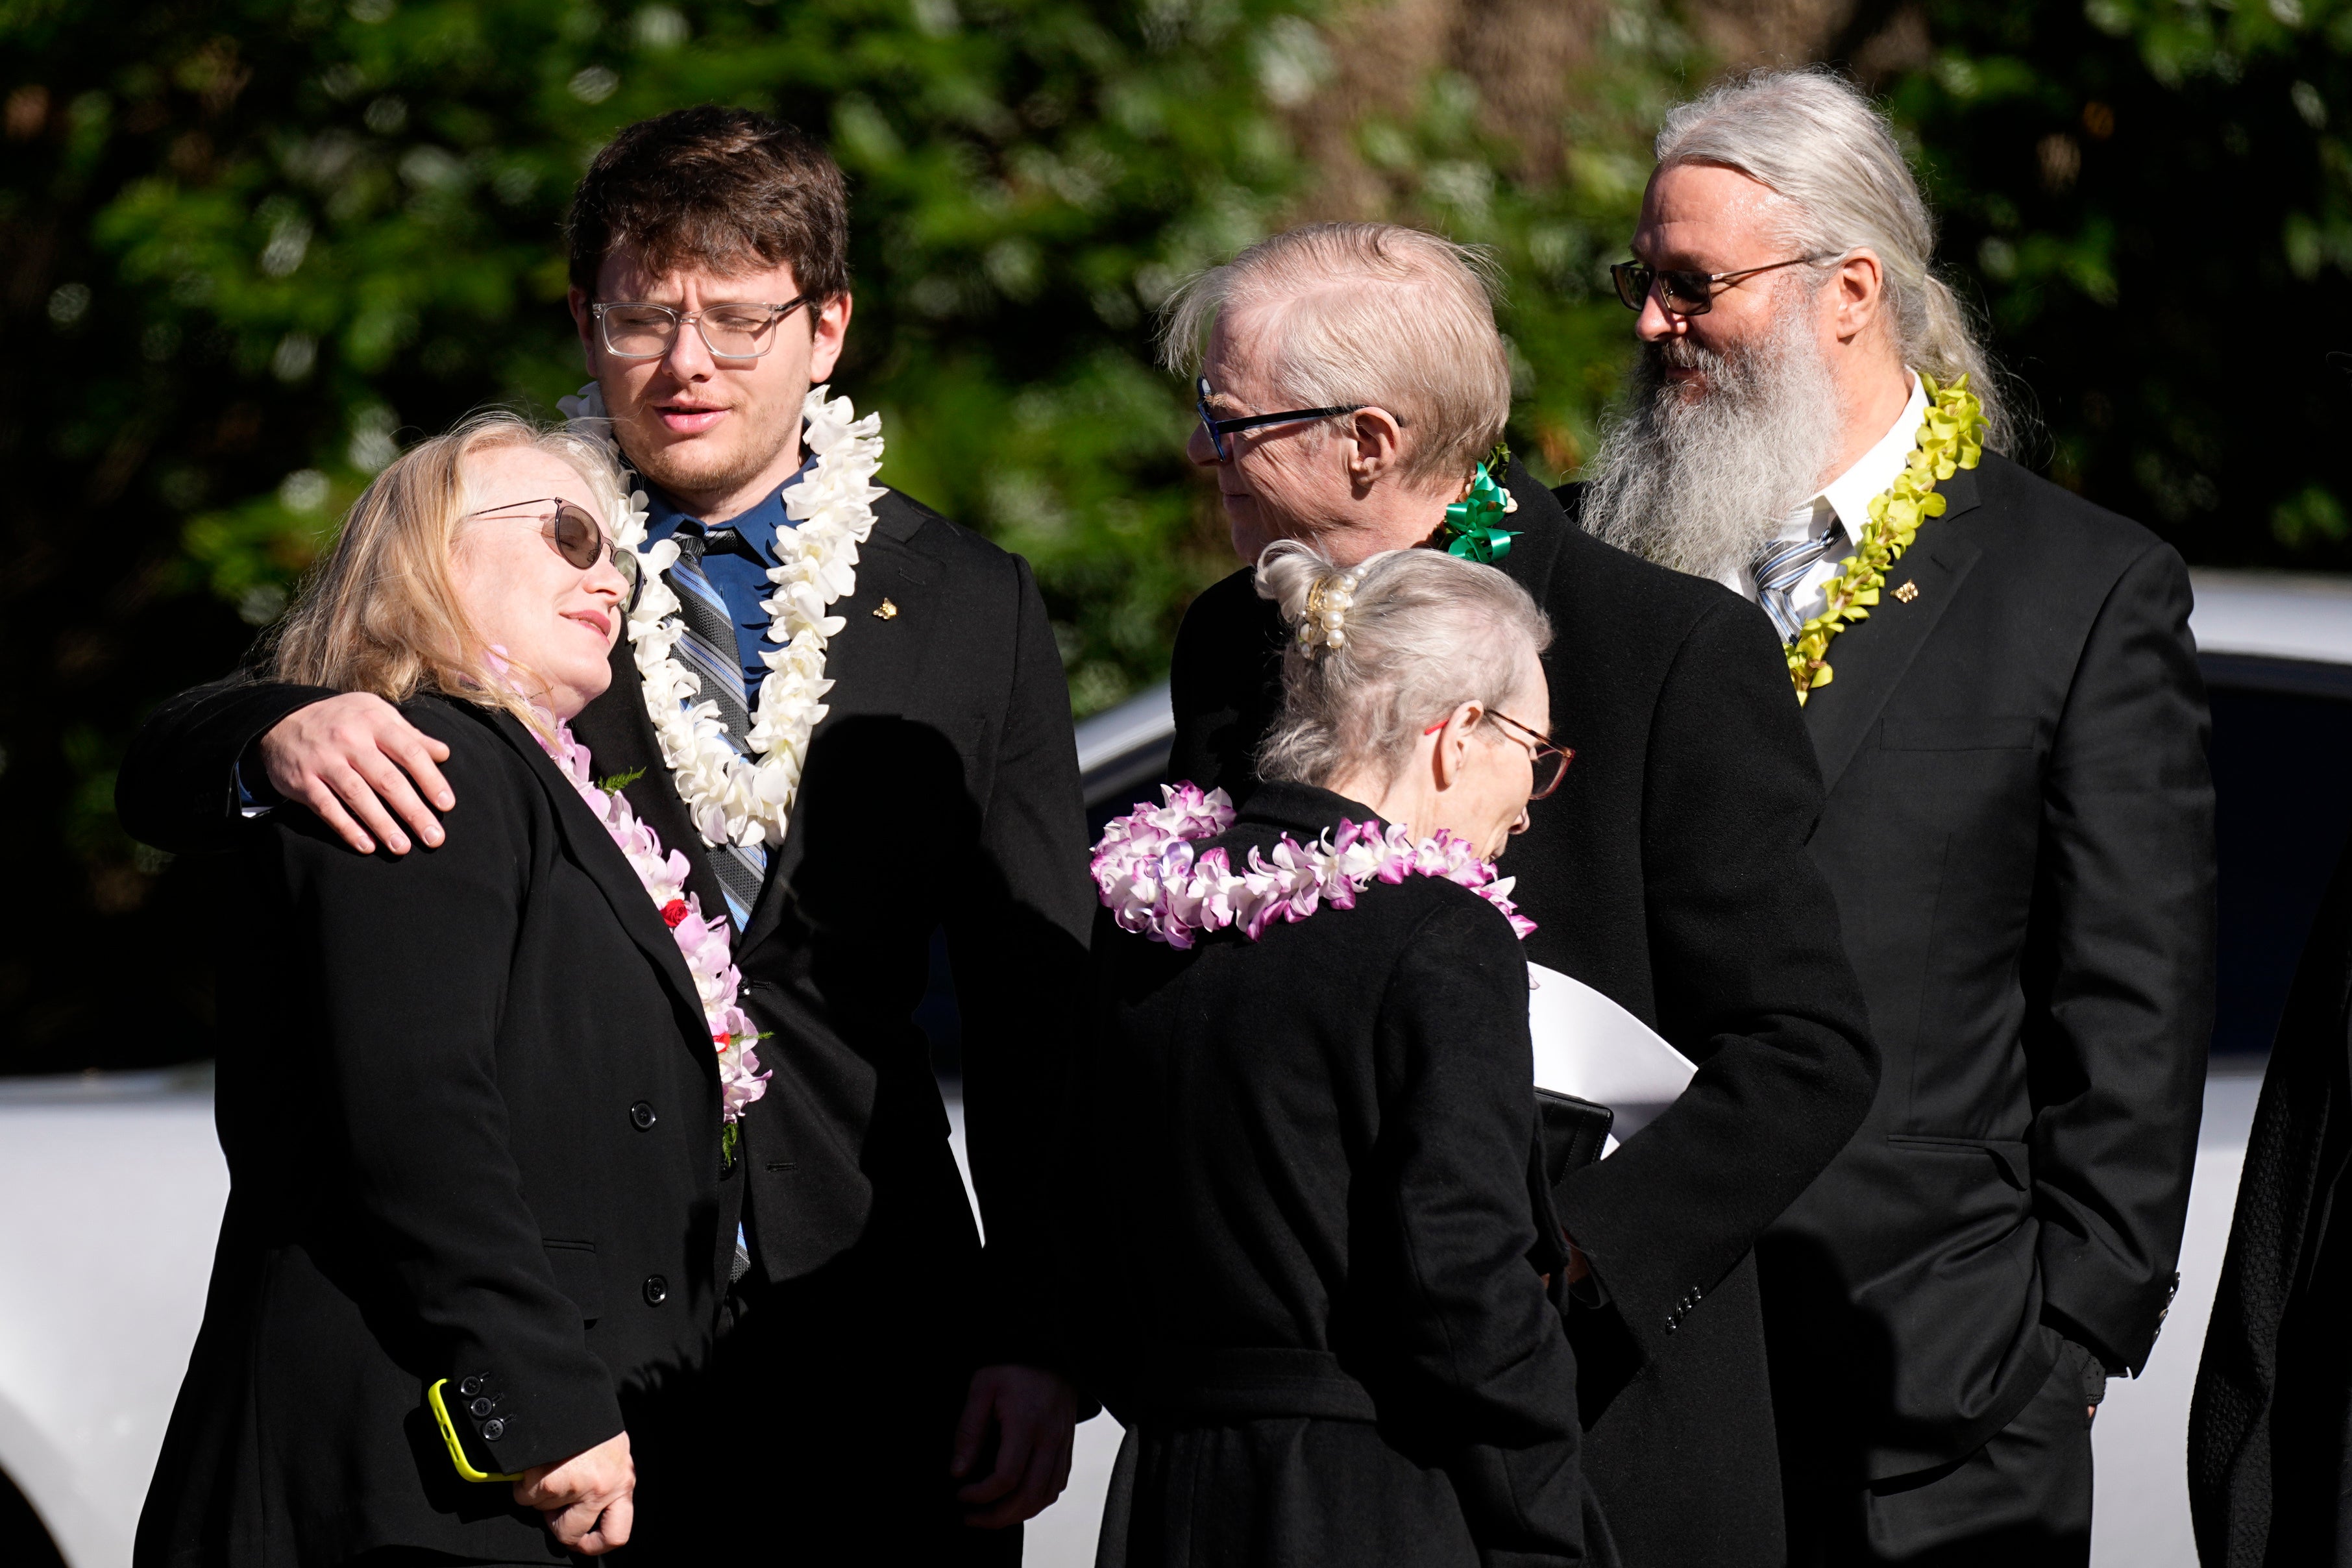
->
xmin=641 ymin=447 xmax=821 ymax=698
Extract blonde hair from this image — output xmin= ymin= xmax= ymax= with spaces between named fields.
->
xmin=1160 ymin=223 xmax=1513 ymax=484
xmin=1654 ymin=69 xmax=2016 ymax=452
xmin=268 ymin=410 xmax=627 ymax=729
xmin=1254 ymin=540 xmax=1550 ymax=790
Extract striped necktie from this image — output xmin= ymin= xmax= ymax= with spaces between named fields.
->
xmin=1751 ymin=521 xmax=1841 ymax=645
xmin=664 ymin=529 xmax=770 ymax=927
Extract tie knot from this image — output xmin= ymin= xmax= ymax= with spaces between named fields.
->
xmin=1752 ymin=530 xmax=1834 ymax=594
xmin=672 ymin=526 xmax=749 ymax=566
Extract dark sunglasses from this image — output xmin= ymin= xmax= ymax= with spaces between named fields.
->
xmin=1609 ymin=254 xmax=1824 ymax=317
xmin=1425 ymin=707 xmax=1574 ymax=800
xmin=467 ymin=498 xmax=639 ymax=590
xmin=1195 ymin=376 xmax=1365 ymax=461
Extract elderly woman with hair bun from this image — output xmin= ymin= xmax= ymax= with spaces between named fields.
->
xmin=1073 ymin=540 xmax=1606 ymax=1568
xmin=137 ymin=413 xmax=743 ymax=1567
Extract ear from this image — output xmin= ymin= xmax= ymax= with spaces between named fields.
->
xmin=1830 ymin=249 xmax=1886 ymax=345
xmin=1428 ymin=702 xmax=1481 ymax=791
xmin=807 ymin=291 xmax=853 ymax=384
xmin=568 ymin=286 xmax=594 ymax=370
xmin=1345 ymin=406 xmax=1409 ymax=491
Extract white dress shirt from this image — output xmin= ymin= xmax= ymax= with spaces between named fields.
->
xmin=1717 ymin=372 xmax=1928 ymax=626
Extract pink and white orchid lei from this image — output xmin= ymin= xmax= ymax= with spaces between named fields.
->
xmin=521 ymin=703 xmax=770 ymax=1128
xmin=1090 ymin=781 xmax=1536 ymax=949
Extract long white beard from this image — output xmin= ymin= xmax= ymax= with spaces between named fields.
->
xmin=1579 ymin=293 xmax=1846 ymax=582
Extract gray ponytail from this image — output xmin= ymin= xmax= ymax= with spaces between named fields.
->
xmin=1255 ymin=540 xmax=1551 ymax=792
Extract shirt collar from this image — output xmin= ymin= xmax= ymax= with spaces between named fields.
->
xmin=641 ymin=443 xmax=820 ymax=561
xmin=1813 ymin=370 xmax=1928 ymax=543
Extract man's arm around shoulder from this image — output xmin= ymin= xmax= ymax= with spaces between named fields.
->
xmin=119 ymin=675 xmax=456 ymax=857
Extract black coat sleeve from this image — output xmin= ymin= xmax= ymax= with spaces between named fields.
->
xmin=944 ymin=555 xmax=1097 ymax=1369
xmin=275 ymin=705 xmax=624 ymax=1474
xmin=1556 ymin=596 xmax=1879 ymax=1364
xmin=117 ymin=674 xmax=334 ymax=853
xmin=1371 ymin=899 xmax=1591 ymax=1564
xmin=2026 ymin=542 xmax=2214 ymax=1372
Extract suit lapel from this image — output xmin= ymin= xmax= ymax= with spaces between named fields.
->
xmin=1802 ymin=467 xmax=1987 ymax=794
xmin=738 ymin=493 xmax=944 ymax=954
xmin=570 ymin=643 xmax=736 ymax=925
xmin=480 ymin=709 xmax=714 ymax=1055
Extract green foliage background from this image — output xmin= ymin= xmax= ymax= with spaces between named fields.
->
xmin=1 ymin=0 xmax=2347 ymax=1068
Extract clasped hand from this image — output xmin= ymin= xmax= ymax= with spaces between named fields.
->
xmin=513 ymin=1432 xmax=635 ymax=1554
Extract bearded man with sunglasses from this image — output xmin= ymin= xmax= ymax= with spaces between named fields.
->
xmin=1573 ymin=71 xmax=2214 ymax=1566
xmin=117 ymin=107 xmax=1091 ymax=1563
xmin=1160 ymin=222 xmax=1879 ymax=1567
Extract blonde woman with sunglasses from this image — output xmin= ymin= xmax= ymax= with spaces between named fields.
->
xmin=138 ymin=413 xmax=736 ymax=1568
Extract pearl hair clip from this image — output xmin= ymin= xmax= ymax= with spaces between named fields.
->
xmin=1299 ymin=570 xmax=1362 ymax=654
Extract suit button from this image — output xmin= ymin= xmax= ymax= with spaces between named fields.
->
xmin=643 ymin=1275 xmax=668 ymax=1306
xmin=481 ymin=1418 xmax=506 ymax=1441
xmin=458 ymin=1375 xmax=485 ymax=1397
xmin=469 ymin=1397 xmax=495 ymax=1419
xmin=630 ymin=1101 xmax=657 ymax=1131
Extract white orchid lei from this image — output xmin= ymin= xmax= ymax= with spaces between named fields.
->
xmin=559 ymin=380 xmax=887 ymax=853
xmin=515 ymin=685 xmax=770 ymax=1157
xmin=1091 ymin=783 xmax=1536 ymax=949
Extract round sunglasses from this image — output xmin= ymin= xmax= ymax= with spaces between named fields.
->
xmin=466 ymin=498 xmax=639 ymax=591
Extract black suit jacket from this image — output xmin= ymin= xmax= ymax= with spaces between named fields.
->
xmin=1752 ymin=454 xmax=2215 ymax=1484
xmin=1164 ymin=467 xmax=1877 ymax=1568
xmin=2191 ymin=840 xmax=2352 ymax=1567
xmin=1077 ymin=781 xmax=1597 ymax=1566
xmin=116 ymin=489 xmax=1094 ymax=1372
xmin=135 ymin=698 xmax=733 ymax=1566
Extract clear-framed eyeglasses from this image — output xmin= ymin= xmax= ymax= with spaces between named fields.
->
xmin=589 ymin=295 xmax=815 ymax=360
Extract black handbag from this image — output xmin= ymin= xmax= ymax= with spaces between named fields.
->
xmin=1534 ymin=1086 xmax=1613 ymax=1202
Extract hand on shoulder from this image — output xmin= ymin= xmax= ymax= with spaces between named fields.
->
xmin=260 ymin=692 xmax=457 ymax=855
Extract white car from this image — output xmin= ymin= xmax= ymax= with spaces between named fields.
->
xmin=6 ymin=568 xmax=2349 ymax=1567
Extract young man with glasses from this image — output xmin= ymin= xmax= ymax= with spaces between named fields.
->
xmin=117 ymin=106 xmax=1091 ymax=1563
xmin=1576 ymin=73 xmax=2212 ymax=1567
xmin=1159 ymin=219 xmax=1879 ymax=1568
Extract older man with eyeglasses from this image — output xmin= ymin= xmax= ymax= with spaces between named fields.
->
xmin=1158 ymin=219 xmax=1879 ymax=1568
xmin=1576 ymin=71 xmax=2212 ymax=1567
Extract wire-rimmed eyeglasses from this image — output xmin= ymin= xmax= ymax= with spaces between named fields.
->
xmin=1608 ymin=255 xmax=1827 ymax=317
xmin=1423 ymin=707 xmax=1574 ymax=799
xmin=589 ymin=296 xmax=815 ymax=360
xmin=1195 ymin=376 xmax=1365 ymax=461
xmin=1489 ymin=709 xmax=1573 ymax=800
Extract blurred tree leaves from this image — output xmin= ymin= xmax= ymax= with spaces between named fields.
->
xmin=8 ymin=0 xmax=2352 ymax=1068
xmin=1874 ymin=0 xmax=2352 ymax=559
xmin=0 ymin=0 xmax=1337 ymax=1066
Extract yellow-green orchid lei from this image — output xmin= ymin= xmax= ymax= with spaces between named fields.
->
xmin=1439 ymin=443 xmax=1518 ymax=563
xmin=1783 ymin=374 xmax=1987 ymax=704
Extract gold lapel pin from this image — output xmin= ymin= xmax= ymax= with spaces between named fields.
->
xmin=1893 ymin=580 xmax=1919 ymax=604
xmin=873 ymin=598 xmax=899 ymax=620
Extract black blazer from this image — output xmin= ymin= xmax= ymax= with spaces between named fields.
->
xmin=116 ymin=489 xmax=1096 ymax=1370
xmin=1076 ymin=781 xmax=1595 ymax=1567
xmin=1165 ymin=467 xmax=1877 ymax=1568
xmin=2191 ymin=840 xmax=2352 ymax=1567
xmin=1753 ymin=454 xmax=2215 ymax=1482
xmin=134 ymin=697 xmax=734 ymax=1567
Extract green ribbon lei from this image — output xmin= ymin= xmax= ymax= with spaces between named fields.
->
xmin=1439 ymin=445 xmax=1516 ymax=564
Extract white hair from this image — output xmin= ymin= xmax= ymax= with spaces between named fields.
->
xmin=1655 ymin=68 xmax=2015 ymax=452
xmin=1253 ymin=540 xmax=1550 ymax=790
xmin=1160 ymin=223 xmax=1513 ymax=484
xmin=1579 ymin=284 xmax=1848 ymax=580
